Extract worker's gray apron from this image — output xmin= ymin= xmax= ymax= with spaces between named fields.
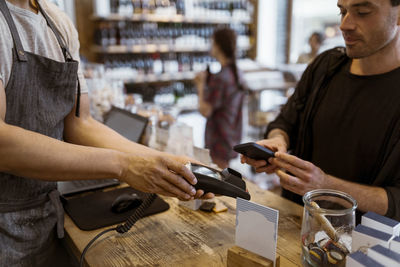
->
xmin=0 ymin=0 xmax=80 ymax=265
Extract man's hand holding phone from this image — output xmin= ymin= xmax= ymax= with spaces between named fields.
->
xmin=239 ymin=133 xmax=288 ymax=174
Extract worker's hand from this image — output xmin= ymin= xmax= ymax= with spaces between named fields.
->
xmin=270 ymin=152 xmax=329 ymax=195
xmin=240 ymin=137 xmax=287 ymax=174
xmin=120 ymin=152 xmax=214 ymax=201
xmin=166 ymin=153 xmax=215 ymax=200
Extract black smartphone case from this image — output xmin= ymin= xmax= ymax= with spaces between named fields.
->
xmin=233 ymin=142 xmax=275 ymax=161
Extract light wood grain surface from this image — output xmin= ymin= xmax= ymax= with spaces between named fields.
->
xmin=64 ymin=182 xmax=303 ymax=267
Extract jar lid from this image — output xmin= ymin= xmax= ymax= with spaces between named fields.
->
xmin=303 ymin=189 xmax=358 ymax=215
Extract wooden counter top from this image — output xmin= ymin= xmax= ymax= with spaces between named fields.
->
xmin=64 ymin=182 xmax=303 ymax=267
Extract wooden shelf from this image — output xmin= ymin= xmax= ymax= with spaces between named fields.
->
xmin=92 ymin=13 xmax=252 ymax=24
xmin=124 ymin=71 xmax=196 ymax=84
xmin=113 ymin=59 xmax=269 ymax=85
xmin=92 ymin=44 xmax=251 ymax=54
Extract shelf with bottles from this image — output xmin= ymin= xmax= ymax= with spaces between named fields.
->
xmin=88 ymin=0 xmax=256 ymax=85
xmin=93 ymin=21 xmax=251 ymax=51
xmin=126 ymin=71 xmax=196 ymax=84
xmin=92 ymin=13 xmax=252 ymax=25
xmin=93 ymin=0 xmax=253 ymax=24
xmin=92 ymin=43 xmax=251 ymax=54
xmin=101 ymin=51 xmax=248 ymax=84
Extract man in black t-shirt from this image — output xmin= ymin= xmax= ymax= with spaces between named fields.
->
xmin=242 ymin=0 xmax=400 ymax=220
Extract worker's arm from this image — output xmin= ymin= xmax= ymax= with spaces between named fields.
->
xmin=0 ymin=81 xmax=198 ymax=200
xmin=0 ymin=81 xmax=122 ymax=182
xmin=63 ymin=93 xmax=213 ymax=199
xmin=64 ymin=94 xmax=170 ymax=157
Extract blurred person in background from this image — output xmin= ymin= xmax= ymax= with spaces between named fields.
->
xmin=194 ymin=28 xmax=246 ymax=169
xmin=297 ymin=31 xmax=324 ymax=64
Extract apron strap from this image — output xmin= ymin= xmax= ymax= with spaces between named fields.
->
xmin=36 ymin=0 xmax=73 ymax=61
xmin=35 ymin=0 xmax=81 ymax=117
xmin=0 ymin=0 xmax=27 ymax=62
xmin=48 ymin=190 xmax=65 ymax=239
xmin=75 ymin=77 xmax=81 ymax=117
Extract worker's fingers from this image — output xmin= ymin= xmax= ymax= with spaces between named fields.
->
xmin=164 ymin=157 xmax=198 ymax=186
xmin=156 ymin=177 xmax=193 ymax=200
xmin=194 ymin=189 xmax=204 ymax=199
xmin=202 ymin=192 xmax=215 ymax=199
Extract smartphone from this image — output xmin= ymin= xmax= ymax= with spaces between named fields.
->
xmin=233 ymin=142 xmax=275 ymax=161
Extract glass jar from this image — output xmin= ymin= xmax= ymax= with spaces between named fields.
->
xmin=301 ymin=189 xmax=357 ymax=267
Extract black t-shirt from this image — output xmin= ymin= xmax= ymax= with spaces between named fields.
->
xmin=311 ymin=61 xmax=400 ymax=185
xmin=268 ymin=48 xmax=400 ymax=220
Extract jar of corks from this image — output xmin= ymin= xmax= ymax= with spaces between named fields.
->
xmin=301 ymin=189 xmax=357 ymax=267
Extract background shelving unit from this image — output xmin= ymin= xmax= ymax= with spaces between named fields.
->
xmin=74 ymin=0 xmax=258 ymax=124
xmin=76 ymin=0 xmax=257 ymax=87
xmin=92 ymin=43 xmax=251 ymax=54
xmin=91 ymin=13 xmax=252 ymax=24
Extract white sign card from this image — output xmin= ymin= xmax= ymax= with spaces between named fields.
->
xmin=235 ymin=198 xmax=279 ymax=266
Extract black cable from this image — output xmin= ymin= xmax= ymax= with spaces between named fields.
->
xmin=79 ymin=227 xmax=116 ymax=267
xmin=79 ymin=193 xmax=157 ymax=267
xmin=116 ymin=193 xmax=157 ymax=234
